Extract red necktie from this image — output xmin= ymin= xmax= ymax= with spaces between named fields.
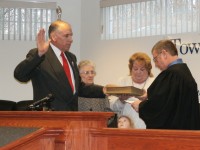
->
xmin=60 ymin=52 xmax=74 ymax=92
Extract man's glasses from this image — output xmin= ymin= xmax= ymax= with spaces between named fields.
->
xmin=153 ymin=52 xmax=162 ymax=62
xmin=80 ymin=71 xmax=96 ymax=75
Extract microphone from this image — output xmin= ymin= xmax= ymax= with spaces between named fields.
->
xmin=28 ymin=94 xmax=53 ymax=110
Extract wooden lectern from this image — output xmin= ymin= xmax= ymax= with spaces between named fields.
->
xmin=0 ymin=111 xmax=114 ymax=150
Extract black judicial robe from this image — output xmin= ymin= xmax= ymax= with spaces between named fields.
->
xmin=139 ymin=63 xmax=200 ymax=130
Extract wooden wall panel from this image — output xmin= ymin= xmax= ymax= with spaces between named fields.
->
xmin=90 ymin=128 xmax=200 ymax=150
xmin=1 ymin=128 xmax=63 ymax=150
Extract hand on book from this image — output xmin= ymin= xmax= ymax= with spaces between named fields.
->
xmin=135 ymin=90 xmax=147 ymax=101
xmin=118 ymin=94 xmax=132 ymax=102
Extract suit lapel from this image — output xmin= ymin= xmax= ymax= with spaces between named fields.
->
xmin=45 ymin=47 xmax=73 ymax=92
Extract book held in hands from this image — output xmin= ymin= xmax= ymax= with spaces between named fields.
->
xmin=105 ymin=86 xmax=144 ymax=96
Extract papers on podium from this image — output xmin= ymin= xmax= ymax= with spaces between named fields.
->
xmin=105 ymin=86 xmax=144 ymax=96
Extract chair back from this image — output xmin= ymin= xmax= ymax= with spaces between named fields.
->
xmin=78 ymin=97 xmax=110 ymax=112
xmin=15 ymin=100 xmax=34 ymax=111
xmin=0 ymin=100 xmax=16 ymax=111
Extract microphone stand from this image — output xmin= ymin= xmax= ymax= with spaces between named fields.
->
xmin=27 ymin=94 xmax=54 ymax=111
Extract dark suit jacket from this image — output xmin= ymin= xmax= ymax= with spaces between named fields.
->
xmin=14 ymin=46 xmax=105 ymax=111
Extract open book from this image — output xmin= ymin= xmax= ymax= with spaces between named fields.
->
xmin=105 ymin=86 xmax=144 ymax=96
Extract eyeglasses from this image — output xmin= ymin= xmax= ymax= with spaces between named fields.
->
xmin=153 ymin=52 xmax=162 ymax=62
xmin=80 ymin=71 xmax=96 ymax=75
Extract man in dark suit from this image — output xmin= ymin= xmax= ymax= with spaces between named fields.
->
xmin=14 ymin=20 xmax=105 ymax=111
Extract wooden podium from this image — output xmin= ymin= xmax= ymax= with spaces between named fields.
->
xmin=0 ymin=111 xmax=114 ymax=150
xmin=1 ymin=111 xmax=200 ymax=150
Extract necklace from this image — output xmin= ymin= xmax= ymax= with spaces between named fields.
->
xmin=132 ymin=77 xmax=148 ymax=90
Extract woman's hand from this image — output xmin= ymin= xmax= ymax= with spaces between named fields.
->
xmin=131 ymin=99 xmax=141 ymax=112
xmin=135 ymin=90 xmax=148 ymax=101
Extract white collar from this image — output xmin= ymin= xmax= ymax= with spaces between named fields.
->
xmin=50 ymin=43 xmax=62 ymax=58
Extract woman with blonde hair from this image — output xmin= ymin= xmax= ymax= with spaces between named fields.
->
xmin=111 ymin=52 xmax=155 ymax=129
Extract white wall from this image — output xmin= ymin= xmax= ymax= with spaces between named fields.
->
xmin=0 ymin=0 xmax=199 ymax=101
xmin=0 ymin=41 xmax=35 ymax=100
